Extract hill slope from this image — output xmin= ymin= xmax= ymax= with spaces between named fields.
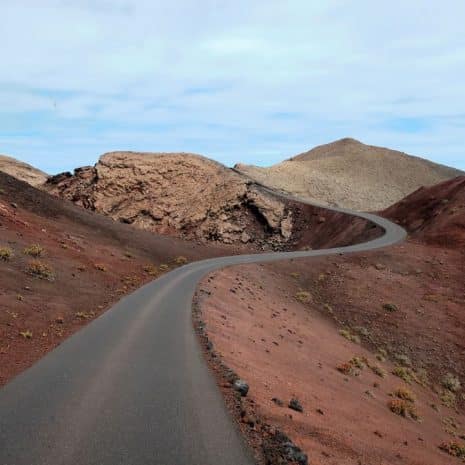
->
xmin=235 ymin=138 xmax=463 ymax=211
xmin=0 ymin=154 xmax=48 ymax=187
xmin=0 ymin=170 xmax=226 ymax=385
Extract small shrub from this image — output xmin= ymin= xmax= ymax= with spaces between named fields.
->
xmin=94 ymin=264 xmax=107 ymax=272
xmin=350 ymin=356 xmax=367 ymax=369
xmin=143 ymin=264 xmax=158 ymax=276
xmin=339 ymin=329 xmax=361 ymax=344
xmin=392 ymin=366 xmax=414 ymax=384
xmin=441 ymin=390 xmax=457 ymax=408
xmin=75 ymin=311 xmax=95 ymax=320
xmin=19 ymin=330 xmax=33 ymax=339
xmin=388 ymin=399 xmax=419 ymax=420
xmin=174 ymin=256 xmax=188 ymax=265
xmin=439 ymin=441 xmax=465 ymax=458
xmin=442 ymin=373 xmax=461 ymax=393
xmin=290 ymin=272 xmax=300 ymax=279
xmin=394 ymin=353 xmax=412 ymax=367
xmin=0 ymin=247 xmax=13 ymax=261
xmin=27 ymin=260 xmax=54 ymax=280
xmin=159 ymin=264 xmax=169 ymax=271
xmin=23 ymin=244 xmax=44 ymax=257
xmin=392 ymin=387 xmax=416 ymax=403
xmin=337 ymin=362 xmax=358 ymax=376
xmin=295 ymin=291 xmax=311 ymax=303
xmin=370 ymin=364 xmax=387 ymax=378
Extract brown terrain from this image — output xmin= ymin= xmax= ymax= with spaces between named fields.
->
xmin=236 ymin=138 xmax=463 ymax=211
xmin=44 ymin=152 xmax=298 ymax=249
xmin=0 ymin=154 xmax=48 ymax=187
xmin=0 ymin=170 xmax=233 ymax=386
xmin=196 ymin=176 xmax=465 ymax=464
xmin=1 ymin=148 xmax=464 ymax=464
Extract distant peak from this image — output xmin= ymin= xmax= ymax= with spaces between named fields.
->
xmin=334 ymin=137 xmax=362 ymax=145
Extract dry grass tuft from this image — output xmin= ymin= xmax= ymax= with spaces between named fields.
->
xmin=174 ymin=256 xmax=188 ymax=265
xmin=441 ymin=390 xmax=457 ymax=408
xmin=339 ymin=328 xmax=361 ymax=344
xmin=388 ymin=399 xmax=419 ymax=420
xmin=26 ymin=260 xmax=55 ymax=280
xmin=94 ymin=264 xmax=107 ymax=272
xmin=23 ymin=244 xmax=44 ymax=257
xmin=392 ymin=387 xmax=416 ymax=403
xmin=0 ymin=246 xmax=13 ymax=261
xmin=370 ymin=363 xmax=387 ymax=378
xmin=295 ymin=291 xmax=311 ymax=303
xmin=439 ymin=441 xmax=465 ymax=458
xmin=442 ymin=373 xmax=461 ymax=393
xmin=19 ymin=330 xmax=33 ymax=339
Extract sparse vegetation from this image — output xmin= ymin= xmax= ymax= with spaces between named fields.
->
xmin=75 ymin=311 xmax=95 ymax=320
xmin=441 ymin=389 xmax=457 ymax=408
xmin=295 ymin=291 xmax=311 ymax=303
xmin=143 ymin=264 xmax=158 ymax=276
xmin=392 ymin=387 xmax=416 ymax=403
xmin=174 ymin=256 xmax=188 ymax=265
xmin=337 ymin=362 xmax=358 ymax=376
xmin=290 ymin=272 xmax=300 ymax=279
xmin=442 ymin=373 xmax=461 ymax=393
xmin=392 ymin=366 xmax=415 ymax=384
xmin=393 ymin=353 xmax=411 ymax=367
xmin=19 ymin=330 xmax=33 ymax=339
xmin=339 ymin=328 xmax=361 ymax=344
xmin=26 ymin=260 xmax=54 ymax=280
xmin=0 ymin=246 xmax=13 ymax=261
xmin=94 ymin=264 xmax=107 ymax=272
xmin=370 ymin=364 xmax=387 ymax=378
xmin=23 ymin=244 xmax=44 ymax=257
xmin=439 ymin=441 xmax=465 ymax=459
xmin=350 ymin=356 xmax=367 ymax=369
xmin=159 ymin=264 xmax=169 ymax=271
xmin=388 ymin=399 xmax=419 ymax=420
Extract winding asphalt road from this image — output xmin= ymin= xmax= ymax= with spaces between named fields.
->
xmin=0 ymin=185 xmax=406 ymax=465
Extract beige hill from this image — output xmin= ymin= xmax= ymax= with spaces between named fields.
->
xmin=0 ymin=154 xmax=48 ymax=187
xmin=235 ymin=138 xmax=463 ymax=211
xmin=45 ymin=152 xmax=296 ymax=248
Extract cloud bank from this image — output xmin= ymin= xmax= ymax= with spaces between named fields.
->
xmin=1 ymin=0 xmax=465 ymax=173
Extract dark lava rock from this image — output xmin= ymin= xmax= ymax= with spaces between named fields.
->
xmin=262 ymin=430 xmax=308 ymax=465
xmin=272 ymin=397 xmax=284 ymax=407
xmin=288 ymin=398 xmax=303 ymax=413
xmin=233 ymin=379 xmax=249 ymax=397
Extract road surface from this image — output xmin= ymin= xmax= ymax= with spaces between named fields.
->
xmin=0 ymin=187 xmax=406 ymax=465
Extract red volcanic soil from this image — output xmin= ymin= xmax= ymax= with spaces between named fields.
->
xmin=383 ymin=175 xmax=465 ymax=247
xmin=196 ymin=177 xmax=465 ymax=465
xmin=0 ymin=172 xmax=230 ymax=386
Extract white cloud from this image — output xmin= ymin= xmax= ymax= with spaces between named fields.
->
xmin=0 ymin=0 xmax=464 ymax=172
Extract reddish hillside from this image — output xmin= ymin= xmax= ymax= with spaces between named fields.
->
xmin=383 ymin=176 xmax=465 ymax=247
xmin=0 ymin=171 xmax=228 ymax=386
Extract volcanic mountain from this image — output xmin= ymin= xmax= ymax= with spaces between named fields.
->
xmin=235 ymin=138 xmax=463 ymax=211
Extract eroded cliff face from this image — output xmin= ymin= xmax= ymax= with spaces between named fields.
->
xmin=45 ymin=152 xmax=294 ymax=249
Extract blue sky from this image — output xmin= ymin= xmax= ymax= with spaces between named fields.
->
xmin=1 ymin=0 xmax=465 ymax=174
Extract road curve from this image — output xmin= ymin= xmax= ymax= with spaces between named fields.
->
xmin=0 ymin=185 xmax=406 ymax=465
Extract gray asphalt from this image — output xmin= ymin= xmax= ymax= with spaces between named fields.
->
xmin=0 ymin=187 xmax=406 ymax=465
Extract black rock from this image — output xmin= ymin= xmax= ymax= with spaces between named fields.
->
xmin=288 ymin=398 xmax=303 ymax=413
xmin=233 ymin=379 xmax=249 ymax=397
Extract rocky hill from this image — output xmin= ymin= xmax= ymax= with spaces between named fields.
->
xmin=45 ymin=152 xmax=296 ymax=249
xmin=235 ymin=138 xmax=463 ymax=211
xmin=0 ymin=154 xmax=48 ymax=187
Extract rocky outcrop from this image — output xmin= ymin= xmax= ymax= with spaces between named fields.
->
xmin=0 ymin=155 xmax=48 ymax=187
xmin=45 ymin=152 xmax=294 ymax=248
